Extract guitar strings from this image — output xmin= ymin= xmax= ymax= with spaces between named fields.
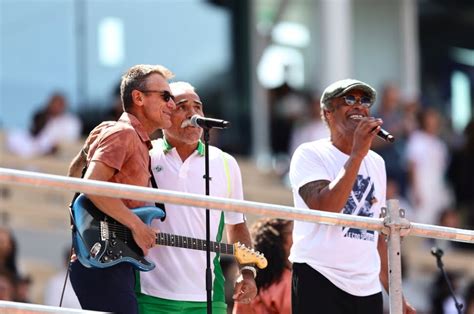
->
xmin=102 ymin=224 xmax=235 ymax=254
xmin=104 ymin=224 xmax=232 ymax=251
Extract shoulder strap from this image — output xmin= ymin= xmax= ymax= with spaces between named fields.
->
xmin=149 ymin=157 xmax=166 ymax=221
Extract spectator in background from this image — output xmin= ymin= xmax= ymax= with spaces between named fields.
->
xmin=406 ymin=108 xmax=452 ymax=225
xmin=43 ymin=248 xmax=81 ymax=308
xmin=103 ymin=82 xmax=124 ymax=122
xmin=15 ymin=274 xmax=32 ymax=303
xmin=6 ymin=92 xmax=82 ymax=157
xmin=372 ymin=83 xmax=409 ymax=196
xmin=0 ymin=227 xmax=17 ymax=302
xmin=386 ymin=176 xmax=414 ymax=220
xmin=233 ymin=218 xmax=293 ymax=314
xmin=0 ymin=227 xmax=19 ymax=278
xmin=289 ymin=92 xmax=330 ymax=156
xmin=464 ymin=281 xmax=474 ymax=314
xmin=0 ymin=269 xmax=15 ymax=301
xmin=447 ymin=119 xmax=474 ymax=230
xmin=430 ymin=271 xmax=464 ymax=314
xmin=430 ymin=208 xmax=462 ymax=252
xmin=0 ymin=227 xmax=31 ymax=303
xmin=268 ymin=66 xmax=308 ymax=157
xmin=401 ymin=98 xmax=420 ymax=136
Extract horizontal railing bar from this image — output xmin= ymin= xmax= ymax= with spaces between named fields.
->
xmin=0 ymin=167 xmax=473 ymax=244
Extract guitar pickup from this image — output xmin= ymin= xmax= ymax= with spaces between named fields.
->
xmin=100 ymin=221 xmax=109 ymax=241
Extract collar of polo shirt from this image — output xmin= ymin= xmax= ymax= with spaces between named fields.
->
xmin=162 ymin=137 xmax=205 ymax=156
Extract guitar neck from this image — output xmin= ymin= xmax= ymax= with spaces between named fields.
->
xmin=156 ymin=233 xmax=234 ymax=255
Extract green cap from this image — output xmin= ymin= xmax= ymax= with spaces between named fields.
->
xmin=320 ymin=79 xmax=376 ymax=108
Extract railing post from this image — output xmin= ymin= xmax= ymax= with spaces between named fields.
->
xmin=382 ymin=199 xmax=410 ymax=314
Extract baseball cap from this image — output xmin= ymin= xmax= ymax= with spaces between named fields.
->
xmin=321 ymin=79 xmax=376 ymax=108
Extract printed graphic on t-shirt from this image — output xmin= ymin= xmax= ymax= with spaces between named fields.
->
xmin=342 ymin=174 xmax=375 ymax=241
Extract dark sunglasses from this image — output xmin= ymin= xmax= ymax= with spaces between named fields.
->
xmin=139 ymin=90 xmax=175 ymax=102
xmin=343 ymin=95 xmax=373 ymax=108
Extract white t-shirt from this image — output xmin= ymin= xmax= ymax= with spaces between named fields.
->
xmin=139 ymin=139 xmax=245 ymax=302
xmin=405 ymin=130 xmax=451 ymax=224
xmin=6 ymin=113 xmax=82 ymax=157
xmin=288 ymin=138 xmax=386 ymax=296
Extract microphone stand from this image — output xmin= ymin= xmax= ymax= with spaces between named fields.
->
xmin=203 ymin=128 xmax=212 ymax=314
xmin=432 ymin=248 xmax=463 ymax=314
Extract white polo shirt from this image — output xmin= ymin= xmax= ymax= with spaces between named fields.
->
xmin=138 ymin=138 xmax=245 ymax=302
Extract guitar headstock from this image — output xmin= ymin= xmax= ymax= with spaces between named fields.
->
xmin=233 ymin=242 xmax=268 ymax=269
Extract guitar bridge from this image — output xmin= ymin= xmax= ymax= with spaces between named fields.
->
xmin=100 ymin=221 xmax=109 ymax=241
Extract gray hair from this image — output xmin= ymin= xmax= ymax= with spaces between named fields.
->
xmin=170 ymin=81 xmax=196 ymax=94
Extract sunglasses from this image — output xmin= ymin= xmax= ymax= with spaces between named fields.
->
xmin=139 ymin=90 xmax=175 ymax=102
xmin=342 ymin=95 xmax=373 ymax=108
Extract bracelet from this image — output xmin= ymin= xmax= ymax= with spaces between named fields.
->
xmin=240 ymin=265 xmax=257 ymax=279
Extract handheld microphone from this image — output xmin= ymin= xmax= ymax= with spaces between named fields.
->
xmin=190 ymin=115 xmax=230 ymax=129
xmin=431 ymin=247 xmax=444 ymax=258
xmin=377 ymin=128 xmax=395 ymax=143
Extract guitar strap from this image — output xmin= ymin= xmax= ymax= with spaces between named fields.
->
xmin=62 ymin=163 xmax=88 ymax=308
xmin=68 ymin=161 xmax=88 ymax=231
xmin=149 ymin=156 xmax=166 ymax=221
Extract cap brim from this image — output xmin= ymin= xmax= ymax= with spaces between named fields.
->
xmin=337 ymin=83 xmax=376 ymax=101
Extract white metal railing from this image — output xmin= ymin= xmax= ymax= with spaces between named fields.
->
xmin=0 ymin=300 xmax=106 ymax=313
xmin=1 ymin=167 xmax=473 ymax=313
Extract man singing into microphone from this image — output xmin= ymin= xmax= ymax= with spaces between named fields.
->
xmin=136 ymin=81 xmax=257 ymax=314
xmin=289 ymin=79 xmax=416 ymax=314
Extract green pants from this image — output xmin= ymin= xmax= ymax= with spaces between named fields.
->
xmin=137 ymin=292 xmax=227 ymax=314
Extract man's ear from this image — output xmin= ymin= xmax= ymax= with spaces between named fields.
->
xmin=323 ymin=109 xmax=332 ymax=122
xmin=131 ymin=90 xmax=144 ymax=107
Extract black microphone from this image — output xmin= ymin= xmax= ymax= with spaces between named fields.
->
xmin=190 ymin=115 xmax=230 ymax=129
xmin=377 ymin=128 xmax=395 ymax=143
xmin=431 ymin=247 xmax=444 ymax=258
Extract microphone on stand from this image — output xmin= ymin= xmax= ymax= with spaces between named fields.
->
xmin=431 ymin=247 xmax=444 ymax=259
xmin=190 ymin=115 xmax=230 ymax=129
xmin=431 ymin=247 xmax=463 ymax=314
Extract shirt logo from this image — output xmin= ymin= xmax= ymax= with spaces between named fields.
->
xmin=341 ymin=174 xmax=376 ymax=241
xmin=154 ymin=165 xmax=163 ymax=172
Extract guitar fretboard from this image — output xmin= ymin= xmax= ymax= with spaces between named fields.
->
xmin=156 ymin=233 xmax=234 ymax=255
